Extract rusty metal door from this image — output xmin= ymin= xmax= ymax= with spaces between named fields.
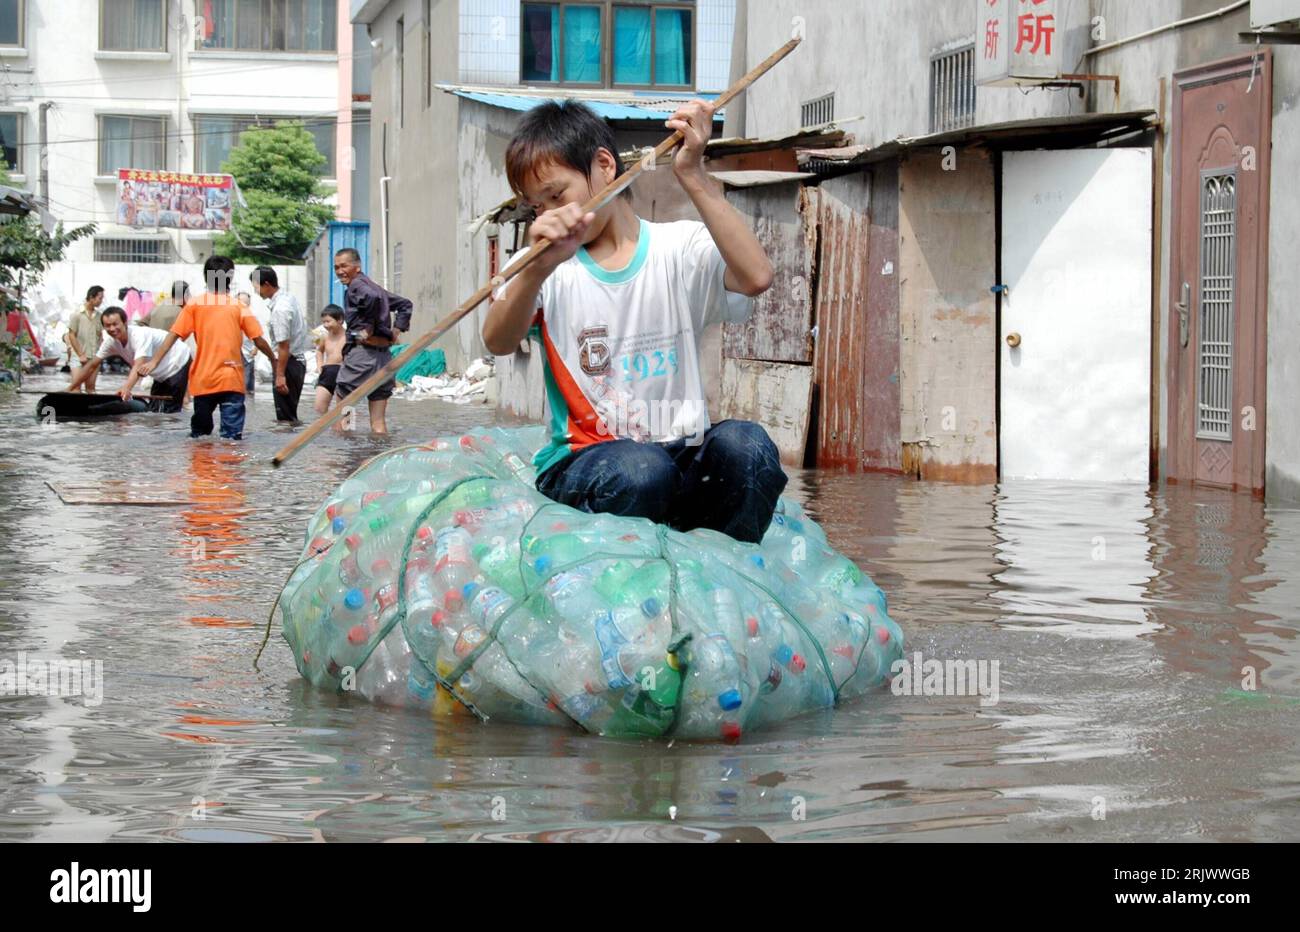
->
xmin=812 ymin=170 xmax=900 ymax=471
xmin=1169 ymin=52 xmax=1271 ymax=493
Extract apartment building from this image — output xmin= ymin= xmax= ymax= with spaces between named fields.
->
xmin=1 ymin=0 xmax=370 ymax=312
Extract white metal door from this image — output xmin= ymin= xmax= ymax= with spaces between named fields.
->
xmin=1000 ymin=148 xmax=1152 ymax=481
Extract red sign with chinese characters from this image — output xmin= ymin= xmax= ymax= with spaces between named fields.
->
xmin=115 ymin=169 xmax=234 ymax=231
xmin=976 ymin=0 xmax=1060 ymax=86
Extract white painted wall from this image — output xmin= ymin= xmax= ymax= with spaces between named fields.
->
xmin=1265 ymin=42 xmax=1300 ymax=503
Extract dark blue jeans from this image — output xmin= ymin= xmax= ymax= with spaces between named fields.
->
xmin=191 ymin=391 xmax=246 ymax=440
xmin=535 ymin=420 xmax=788 ymax=543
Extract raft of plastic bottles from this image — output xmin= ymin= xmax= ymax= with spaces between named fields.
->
xmin=277 ymin=426 xmax=904 ymax=741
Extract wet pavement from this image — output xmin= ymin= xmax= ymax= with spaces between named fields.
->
xmin=1 ymin=373 xmax=1297 ymax=841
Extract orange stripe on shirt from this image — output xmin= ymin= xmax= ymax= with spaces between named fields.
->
xmin=536 ymin=312 xmax=608 ymax=453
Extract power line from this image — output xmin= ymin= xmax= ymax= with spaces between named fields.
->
xmin=11 ymin=112 xmax=373 ymax=150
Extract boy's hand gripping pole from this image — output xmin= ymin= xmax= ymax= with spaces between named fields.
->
xmin=271 ymin=35 xmax=802 ymax=468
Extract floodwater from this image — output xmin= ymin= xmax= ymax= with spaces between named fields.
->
xmin=1 ymin=374 xmax=1297 ymax=842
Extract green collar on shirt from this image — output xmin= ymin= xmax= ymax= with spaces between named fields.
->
xmin=576 ymin=218 xmax=650 ymax=284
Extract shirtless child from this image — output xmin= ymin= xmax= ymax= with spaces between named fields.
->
xmin=314 ymin=305 xmax=346 ymax=415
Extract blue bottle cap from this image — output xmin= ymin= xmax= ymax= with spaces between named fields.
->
xmin=641 ymin=598 xmax=662 ymax=617
xmin=775 ymin=644 xmax=793 ymax=664
xmin=332 ymin=516 xmax=346 ymax=534
xmin=344 ymin=588 xmax=365 ymax=610
xmin=750 ymin=555 xmax=766 ymax=569
xmin=718 ymin=689 xmax=743 ymax=711
xmin=462 ymin=582 xmax=480 ymax=600
xmin=533 ymin=555 xmax=552 ymax=575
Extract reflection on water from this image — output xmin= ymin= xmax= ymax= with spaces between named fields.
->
xmin=1 ymin=376 xmax=1298 ymax=842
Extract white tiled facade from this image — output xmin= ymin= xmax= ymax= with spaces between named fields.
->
xmin=458 ymin=0 xmax=736 ymax=91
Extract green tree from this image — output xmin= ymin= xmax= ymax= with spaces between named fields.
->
xmin=214 ymin=122 xmax=335 ymax=263
xmin=0 ymin=160 xmax=95 ymax=290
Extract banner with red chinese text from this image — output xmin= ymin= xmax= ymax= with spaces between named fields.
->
xmin=115 ymin=170 xmax=235 ymax=231
xmin=977 ymin=0 xmax=1061 ymax=86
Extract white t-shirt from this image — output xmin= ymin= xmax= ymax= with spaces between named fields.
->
xmin=494 ymin=218 xmax=752 ymax=474
xmin=96 ymin=324 xmax=192 ymax=382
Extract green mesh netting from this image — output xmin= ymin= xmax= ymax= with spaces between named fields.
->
xmin=274 ymin=426 xmax=903 ymax=740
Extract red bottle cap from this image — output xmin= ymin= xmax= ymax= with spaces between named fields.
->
xmin=345 ymin=534 xmax=363 ymax=551
xmin=746 ymin=617 xmax=759 ymax=638
xmin=791 ymin=653 xmax=807 ymax=673
xmin=721 ymin=722 xmax=742 ymax=743
xmin=875 ymin=626 xmax=891 ymax=645
xmin=444 ymin=590 xmax=464 ymax=611
xmin=416 ymin=525 xmax=433 ymax=540
xmin=347 ymin=625 xmax=368 ymax=645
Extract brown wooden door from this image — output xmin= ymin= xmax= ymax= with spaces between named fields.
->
xmin=1169 ymin=52 xmax=1271 ymax=493
xmin=812 ymin=169 xmax=901 ymax=471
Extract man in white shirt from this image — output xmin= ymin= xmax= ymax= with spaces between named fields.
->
xmin=66 ymin=306 xmax=192 ymax=412
xmin=252 ymin=266 xmax=309 ymax=424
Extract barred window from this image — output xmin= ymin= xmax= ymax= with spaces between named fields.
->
xmin=801 ymin=93 xmax=834 ymax=129
xmin=930 ymin=43 xmax=975 ymax=134
xmin=93 ymin=238 xmax=171 ymax=263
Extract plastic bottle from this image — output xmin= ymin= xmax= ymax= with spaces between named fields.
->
xmin=527 ymin=533 xmax=589 ymax=580
xmin=354 ymin=627 xmax=412 ymax=706
xmin=474 ymin=540 xmax=525 ymax=599
xmin=455 ymin=583 xmax=549 ymax=706
xmin=432 ymin=526 xmax=477 ymax=611
xmin=331 ymin=587 xmax=369 ymax=629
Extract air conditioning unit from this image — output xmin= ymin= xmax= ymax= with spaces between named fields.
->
xmin=1252 ymin=0 xmax=1300 ymax=30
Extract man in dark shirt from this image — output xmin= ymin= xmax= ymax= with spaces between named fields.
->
xmin=331 ymin=247 xmax=413 ymax=434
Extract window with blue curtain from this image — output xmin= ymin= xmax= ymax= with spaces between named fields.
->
xmin=563 ymin=5 xmax=602 ymax=82
xmin=522 ymin=3 xmax=691 ymax=87
xmin=522 ymin=3 xmax=602 ymax=84
xmin=654 ymin=8 xmax=690 ymax=87
xmin=614 ymin=3 xmax=691 ymax=87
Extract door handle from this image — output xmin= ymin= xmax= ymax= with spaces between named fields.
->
xmin=1176 ymin=282 xmax=1190 ymax=349
xmin=1006 ymin=332 xmax=1021 ymax=348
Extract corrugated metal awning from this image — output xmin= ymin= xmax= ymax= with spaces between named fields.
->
xmin=440 ymin=85 xmax=724 ymax=122
xmin=799 ymin=110 xmax=1159 ymax=168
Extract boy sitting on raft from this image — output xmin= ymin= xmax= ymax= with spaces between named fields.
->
xmin=484 ymin=99 xmax=786 ymax=544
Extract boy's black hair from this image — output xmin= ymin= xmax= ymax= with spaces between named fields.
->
xmin=100 ymin=306 xmax=127 ymax=326
xmin=505 ymin=100 xmax=631 ymax=204
xmin=171 ymin=280 xmax=191 ymax=303
xmin=86 ymin=285 xmax=104 ymax=301
xmin=321 ymin=304 xmax=344 ymax=321
xmin=203 ymin=255 xmax=236 ymax=294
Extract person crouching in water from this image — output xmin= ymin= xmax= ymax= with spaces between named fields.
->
xmin=483 ymin=100 xmax=785 ymax=543
xmin=66 ymin=306 xmax=191 ymax=412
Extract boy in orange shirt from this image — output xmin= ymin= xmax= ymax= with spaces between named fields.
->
xmin=140 ymin=255 xmax=277 ymax=440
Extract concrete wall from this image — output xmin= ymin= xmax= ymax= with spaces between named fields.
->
xmin=362 ymin=0 xmax=463 ymax=364
xmin=735 ymin=0 xmax=1091 ymax=143
xmin=1265 ymin=40 xmax=1300 ymax=502
xmin=897 ymin=148 xmax=997 ymax=482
